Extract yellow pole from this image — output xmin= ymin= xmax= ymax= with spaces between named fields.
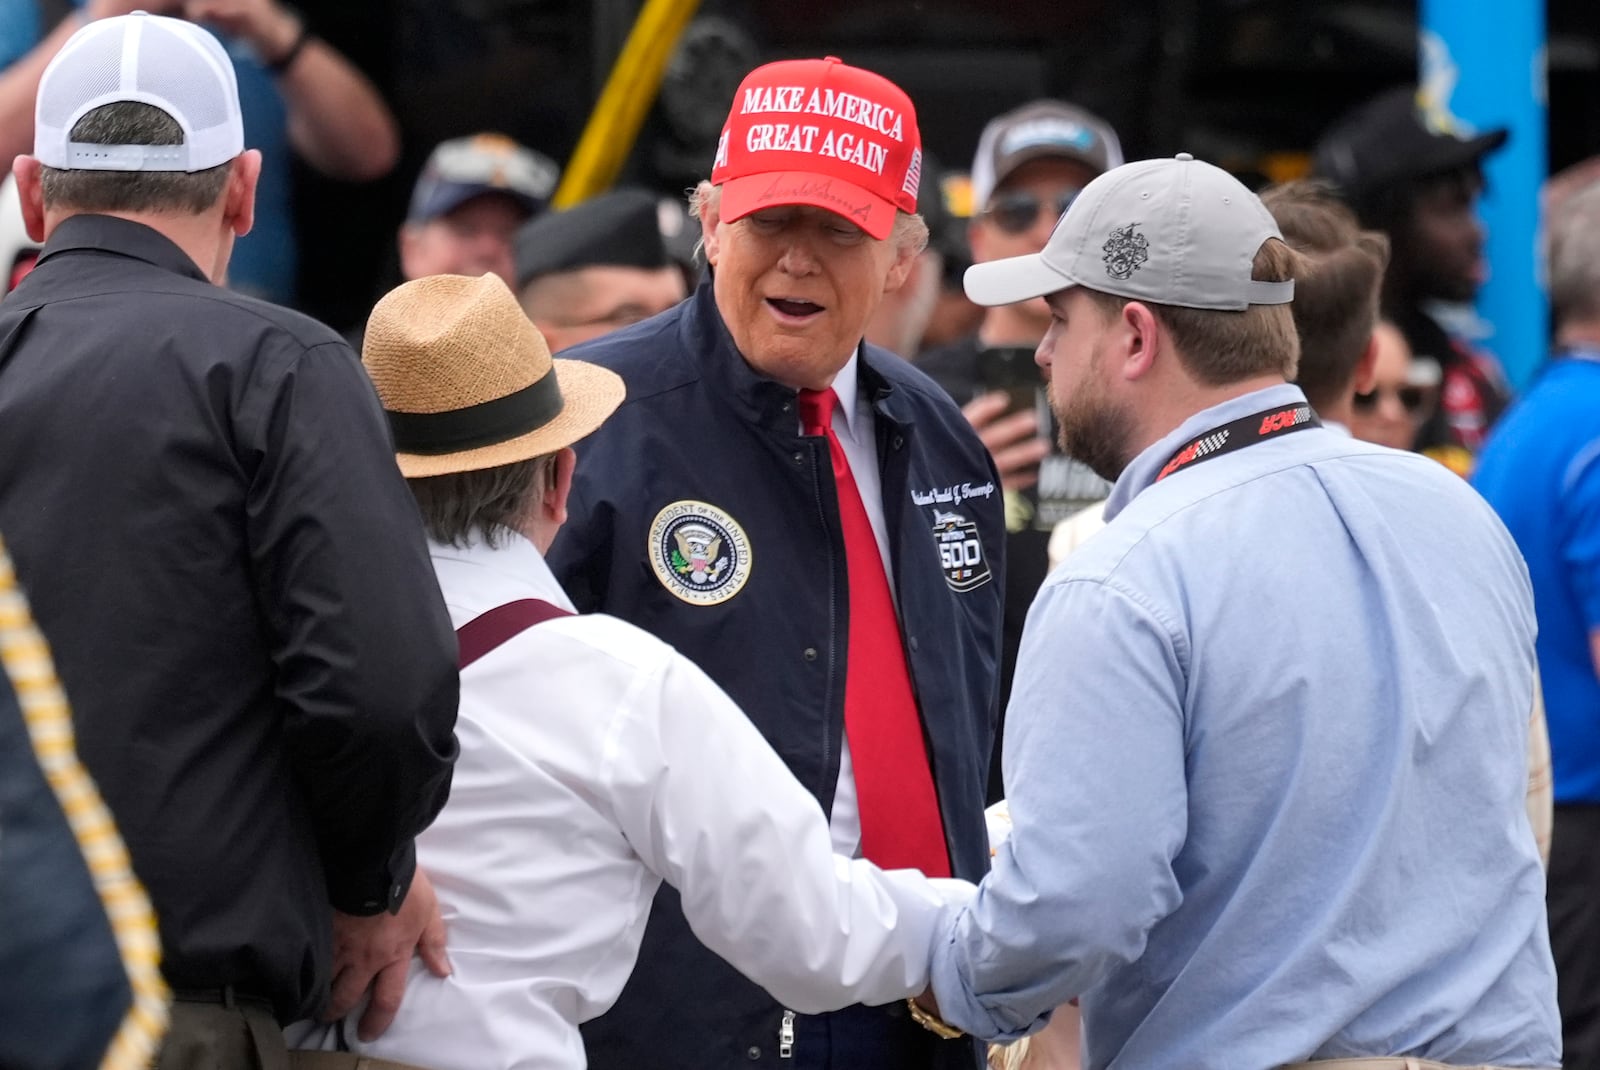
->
xmin=552 ymin=0 xmax=704 ymax=208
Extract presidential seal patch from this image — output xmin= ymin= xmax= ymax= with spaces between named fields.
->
xmin=931 ymin=510 xmax=991 ymax=592
xmin=648 ymin=500 xmax=753 ymax=606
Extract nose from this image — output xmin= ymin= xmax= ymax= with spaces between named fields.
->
xmin=1375 ymin=389 xmax=1409 ymax=422
xmin=466 ymin=233 xmax=514 ymax=282
xmin=1035 ymin=323 xmax=1057 ymax=370
xmin=777 ymin=239 xmax=821 ymax=277
xmin=473 ymin=230 xmax=510 ymax=259
xmin=1027 ymin=207 xmax=1058 ymax=250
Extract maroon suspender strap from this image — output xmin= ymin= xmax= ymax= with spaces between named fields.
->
xmin=456 ymin=599 xmax=574 ymax=670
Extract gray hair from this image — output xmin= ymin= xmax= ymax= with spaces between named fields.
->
xmin=687 ymin=180 xmax=930 ymax=259
xmin=406 ymin=454 xmax=554 ymax=549
xmin=40 ymin=101 xmax=231 ymax=215
xmin=1549 ymin=180 xmax=1600 ymax=329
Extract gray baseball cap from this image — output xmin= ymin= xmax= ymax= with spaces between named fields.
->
xmin=964 ymin=153 xmax=1295 ymax=312
xmin=970 ymin=100 xmax=1123 ymax=208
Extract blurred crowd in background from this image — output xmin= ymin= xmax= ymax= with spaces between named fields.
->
xmin=3 ymin=0 xmax=1595 ymax=895
xmin=9 ymin=3 xmax=1600 ymax=1069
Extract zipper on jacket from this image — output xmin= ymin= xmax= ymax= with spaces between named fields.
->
xmin=779 ymin=1008 xmax=796 ymax=1058
xmin=803 ymin=435 xmax=841 ymax=806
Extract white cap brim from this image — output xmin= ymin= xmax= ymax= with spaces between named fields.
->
xmin=963 ymin=253 xmax=1078 ymax=307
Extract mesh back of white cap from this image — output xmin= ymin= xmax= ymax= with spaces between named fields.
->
xmin=35 ymin=12 xmax=243 ymax=173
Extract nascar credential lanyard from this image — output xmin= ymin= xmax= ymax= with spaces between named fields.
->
xmin=1155 ymin=402 xmax=1321 ymax=482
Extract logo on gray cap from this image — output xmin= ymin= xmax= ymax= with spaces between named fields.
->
xmin=1102 ymin=223 xmax=1149 ymax=281
xmin=962 ymin=153 xmax=1295 ymax=313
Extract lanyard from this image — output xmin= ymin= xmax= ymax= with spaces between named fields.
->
xmin=1156 ymin=402 xmax=1321 ymax=482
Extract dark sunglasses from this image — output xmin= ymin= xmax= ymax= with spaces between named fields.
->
xmin=1352 ymin=384 xmax=1432 ymax=414
xmin=982 ymin=189 xmax=1081 ymax=235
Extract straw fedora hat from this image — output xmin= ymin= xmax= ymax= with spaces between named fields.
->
xmin=362 ymin=273 xmax=625 ymax=478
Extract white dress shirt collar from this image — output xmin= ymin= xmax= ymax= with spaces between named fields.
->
xmin=428 ymin=531 xmax=577 ymax=615
xmin=829 ymin=348 xmax=864 ymax=442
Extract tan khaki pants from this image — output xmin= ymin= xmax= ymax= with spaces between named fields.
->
xmin=1283 ymin=1059 xmax=1558 ymax=1070
xmin=156 ymin=997 xmax=286 ymax=1070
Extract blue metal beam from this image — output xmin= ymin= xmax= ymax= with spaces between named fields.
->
xmin=1418 ymin=0 xmax=1549 ymax=392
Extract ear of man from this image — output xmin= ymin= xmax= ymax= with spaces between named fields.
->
xmin=882 ymin=237 xmax=917 ymax=294
xmin=697 ymin=193 xmax=723 ymax=269
xmin=1116 ymin=299 xmax=1163 ymax=383
xmin=12 ymin=156 xmax=47 ymax=243
xmin=222 ymin=149 xmax=263 ymax=238
xmin=1353 ymin=331 xmax=1380 ymax=395
xmin=544 ymin=447 xmax=577 ymax=530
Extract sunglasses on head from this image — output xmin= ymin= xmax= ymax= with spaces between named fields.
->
xmin=1352 ymin=384 xmax=1432 ymax=414
xmin=982 ymin=189 xmax=1081 ymax=235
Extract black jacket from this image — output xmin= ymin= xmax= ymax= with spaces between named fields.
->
xmin=0 ymin=215 xmax=459 ymax=1022
xmin=549 ymin=280 xmax=1002 ymax=1069
xmin=916 ymin=335 xmax=1111 ymax=799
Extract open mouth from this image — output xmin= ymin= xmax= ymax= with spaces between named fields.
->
xmin=766 ymin=297 xmax=824 ymax=323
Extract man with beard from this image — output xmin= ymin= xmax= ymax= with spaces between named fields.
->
xmin=916 ymin=154 xmax=1560 ymax=1070
xmin=916 ymin=99 xmax=1123 ymax=798
xmin=1313 ymin=86 xmax=1511 ymax=473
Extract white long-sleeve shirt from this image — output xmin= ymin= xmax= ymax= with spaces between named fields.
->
xmin=290 ymin=533 xmax=971 ymax=1070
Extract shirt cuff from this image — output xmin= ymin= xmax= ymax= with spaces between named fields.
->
xmin=328 ymin=838 xmax=415 ymax=917
xmin=929 ymin=918 xmax=1052 ymax=1043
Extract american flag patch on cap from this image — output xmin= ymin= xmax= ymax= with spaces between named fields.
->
xmin=901 ymin=147 xmax=923 ymax=198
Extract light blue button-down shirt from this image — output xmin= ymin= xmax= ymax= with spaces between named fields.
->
xmin=931 ymin=383 xmax=1560 ymax=1069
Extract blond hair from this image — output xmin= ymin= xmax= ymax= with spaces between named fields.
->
xmin=687 ymin=180 xmax=929 ymax=258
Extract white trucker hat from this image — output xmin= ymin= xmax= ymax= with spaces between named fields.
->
xmin=34 ymin=11 xmax=244 ymax=173
xmin=964 ymin=153 xmax=1294 ymax=312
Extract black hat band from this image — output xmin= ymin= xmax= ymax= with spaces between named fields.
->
xmin=386 ymin=370 xmax=564 ymax=455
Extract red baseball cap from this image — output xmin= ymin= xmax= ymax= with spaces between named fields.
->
xmin=711 ymin=56 xmax=923 ymax=241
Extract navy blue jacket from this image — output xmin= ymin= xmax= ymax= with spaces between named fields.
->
xmin=549 ymin=281 xmax=1003 ymax=1069
xmin=0 ymin=602 xmax=130 ymax=1069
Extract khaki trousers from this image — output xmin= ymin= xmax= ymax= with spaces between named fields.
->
xmin=155 ymin=992 xmax=429 ymax=1070
xmin=156 ymin=995 xmax=286 ymax=1070
xmin=1284 ymin=1059 xmax=1559 ymax=1070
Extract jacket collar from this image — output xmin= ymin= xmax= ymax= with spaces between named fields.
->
xmin=36 ymin=214 xmax=210 ymax=283
xmin=679 ymin=275 xmax=910 ymax=432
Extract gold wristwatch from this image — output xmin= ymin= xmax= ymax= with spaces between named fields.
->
xmin=906 ymin=997 xmax=964 ymax=1039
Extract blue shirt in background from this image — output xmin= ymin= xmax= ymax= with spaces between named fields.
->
xmin=1475 ymin=354 xmax=1600 ymax=804
xmin=932 ymin=384 xmax=1560 ymax=1069
xmin=0 ymin=0 xmax=296 ymax=304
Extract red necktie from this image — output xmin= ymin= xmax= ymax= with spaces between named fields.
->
xmin=798 ymin=387 xmax=950 ymax=877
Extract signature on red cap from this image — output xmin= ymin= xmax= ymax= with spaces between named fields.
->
xmin=754 ymin=177 xmax=872 ymax=223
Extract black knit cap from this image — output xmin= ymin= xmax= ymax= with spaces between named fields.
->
xmin=513 ymin=188 xmax=670 ymax=289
